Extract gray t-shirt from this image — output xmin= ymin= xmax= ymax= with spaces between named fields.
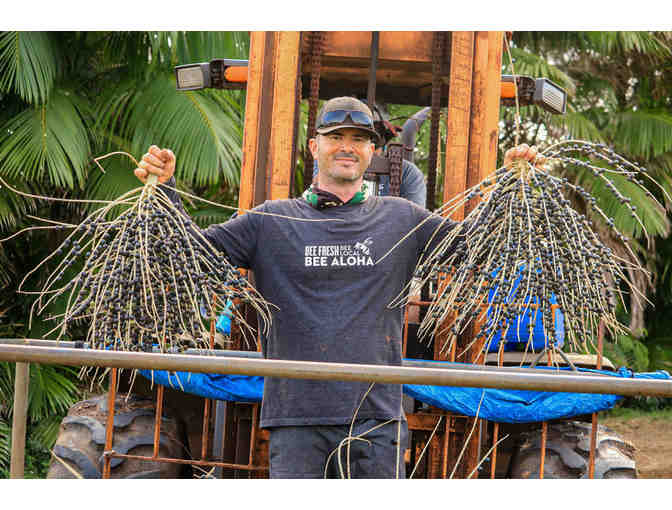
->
xmin=164 ymin=185 xmax=456 ymax=427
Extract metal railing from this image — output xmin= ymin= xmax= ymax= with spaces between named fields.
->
xmin=3 ymin=340 xmax=671 ymax=479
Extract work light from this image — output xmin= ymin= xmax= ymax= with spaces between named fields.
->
xmin=501 ymin=75 xmax=567 ymax=115
xmin=175 ymin=59 xmax=248 ymax=91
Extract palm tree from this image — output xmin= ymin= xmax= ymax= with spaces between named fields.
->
xmin=502 ymin=31 xmax=672 ymax=367
xmin=388 ymin=32 xmax=672 ymax=365
xmin=0 ymin=30 xmax=250 ymax=475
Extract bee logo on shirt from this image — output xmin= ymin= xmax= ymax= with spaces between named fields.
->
xmin=353 ymin=237 xmax=373 ymax=256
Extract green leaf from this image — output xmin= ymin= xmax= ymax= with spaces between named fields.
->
xmin=0 ymin=32 xmax=59 ymax=104
xmin=97 ymin=74 xmax=243 ymax=188
xmin=29 ymin=414 xmax=63 ymax=449
xmin=190 ymin=206 xmax=236 ymax=228
xmin=0 ymin=361 xmax=12 ymax=408
xmin=26 ymin=363 xmax=79 ymax=421
xmin=572 ymin=164 xmax=670 ymax=239
xmin=644 ymin=152 xmax=672 ymax=208
xmin=0 ymin=88 xmax=91 ymax=188
xmin=0 ymin=362 xmax=80 ymax=422
xmin=173 ymin=31 xmax=250 ymax=64
xmin=0 ymin=417 xmax=9 ymax=470
xmin=585 ymin=32 xmax=671 ymax=57
xmin=547 ymin=110 xmax=605 ymax=142
xmin=0 ymin=174 xmax=37 ymax=231
xmin=505 ymin=47 xmax=576 ymax=96
xmin=83 ymin=148 xmax=144 ymax=214
xmin=610 ymin=110 xmax=672 ymax=160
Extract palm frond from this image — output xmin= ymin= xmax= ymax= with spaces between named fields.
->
xmin=0 ymin=31 xmax=60 ymax=105
xmin=0 ymin=362 xmax=79 ymax=420
xmin=173 ymin=31 xmax=250 ymax=64
xmin=0 ymin=361 xmax=79 ymax=470
xmin=97 ymin=32 xmax=154 ymax=78
xmin=0 ymin=88 xmax=91 ymax=188
xmin=505 ymin=47 xmax=576 ymax=96
xmin=0 ymin=361 xmax=12 ymax=408
xmin=571 ymin=73 xmax=620 ymax=113
xmin=0 ymin=417 xmax=9 ymax=471
xmin=0 ymin=245 xmax=18 ymax=290
xmin=102 ymin=75 xmax=244 ymax=187
xmin=547 ymin=109 xmax=605 ymax=142
xmin=190 ymin=206 xmax=236 ymax=228
xmin=93 ymin=76 xmax=140 ymax=150
xmin=84 ymin=147 xmax=144 ymax=211
xmin=29 ymin=414 xmax=64 ymax=449
xmin=26 ymin=364 xmax=80 ymax=422
xmin=572 ymin=166 xmax=670 ymax=239
xmin=514 ymin=32 xmax=594 ymax=54
xmin=645 ymin=152 xmax=672 ymax=210
xmin=585 ymin=31 xmax=671 ymax=57
xmin=610 ymin=109 xmax=672 ymax=160
xmin=0 ymin=174 xmax=37 ymax=231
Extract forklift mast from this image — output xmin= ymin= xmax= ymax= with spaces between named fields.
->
xmin=237 ymin=31 xmax=503 ymax=212
xmin=231 ymin=31 xmax=505 ymax=478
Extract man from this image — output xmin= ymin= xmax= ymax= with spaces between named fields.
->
xmin=311 ymin=99 xmax=427 ymax=207
xmin=134 ymin=96 xmax=541 ymax=478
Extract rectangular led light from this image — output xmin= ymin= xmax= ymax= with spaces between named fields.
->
xmin=175 ymin=63 xmax=211 ymax=91
xmin=500 ymin=75 xmax=567 ymax=115
xmin=534 ymin=78 xmax=567 ymax=115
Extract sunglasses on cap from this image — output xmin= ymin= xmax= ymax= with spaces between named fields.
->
xmin=317 ymin=110 xmax=374 ymax=129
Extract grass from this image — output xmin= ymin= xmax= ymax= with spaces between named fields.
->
xmin=601 ymin=406 xmax=672 ymax=421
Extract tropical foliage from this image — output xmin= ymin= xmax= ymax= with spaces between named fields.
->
xmin=388 ymin=32 xmax=672 ymax=369
xmin=0 ymin=30 xmax=249 ymax=475
xmin=502 ymin=32 xmax=672 ymax=369
xmin=2 ymin=30 xmax=672 ymax=476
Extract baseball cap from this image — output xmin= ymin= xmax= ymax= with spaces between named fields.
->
xmin=315 ymin=97 xmax=381 ymax=144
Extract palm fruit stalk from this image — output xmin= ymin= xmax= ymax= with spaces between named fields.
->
xmin=392 ymin=141 xmax=668 ymax=357
xmin=16 ymin=156 xmax=273 ymax=353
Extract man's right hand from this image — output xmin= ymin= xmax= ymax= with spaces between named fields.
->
xmin=134 ymin=145 xmax=176 ymax=184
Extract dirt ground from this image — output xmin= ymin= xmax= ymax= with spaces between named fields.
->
xmin=601 ymin=414 xmax=672 ymax=479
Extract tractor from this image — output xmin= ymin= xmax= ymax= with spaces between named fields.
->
xmin=43 ymin=31 xmax=641 ymax=479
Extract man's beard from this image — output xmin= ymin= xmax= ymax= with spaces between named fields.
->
xmin=327 ymin=152 xmax=362 ymax=182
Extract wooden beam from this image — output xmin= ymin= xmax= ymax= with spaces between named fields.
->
xmin=407 ymin=413 xmax=445 ymax=432
xmin=434 ymin=32 xmax=476 ymax=479
xmin=268 ymin=31 xmax=302 ymax=200
xmin=436 ymin=32 xmax=474 ymax=364
xmin=483 ymin=32 xmax=504 ymax=173
xmin=239 ymin=31 xmax=276 ymax=212
xmin=9 ymin=362 xmax=29 ymax=478
xmin=317 ymin=31 xmax=434 ymax=63
xmin=442 ymin=31 xmax=474 ymax=219
xmin=462 ymin=33 xmax=505 ymax=479
xmin=465 ymin=31 xmax=490 ymax=213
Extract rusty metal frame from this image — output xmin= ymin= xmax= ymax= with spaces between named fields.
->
xmin=100 ymin=374 xmax=268 ymax=477
xmin=98 ymin=296 xmax=269 ymax=479
xmin=4 ymin=311 xmax=667 ymax=478
xmin=403 ymin=296 xmax=609 ymax=479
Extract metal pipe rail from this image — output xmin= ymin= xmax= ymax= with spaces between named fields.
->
xmin=1 ymin=343 xmax=671 ymax=397
xmin=0 ymin=338 xmax=599 ymax=375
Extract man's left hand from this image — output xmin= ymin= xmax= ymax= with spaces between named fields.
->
xmin=503 ymin=144 xmax=547 ymax=168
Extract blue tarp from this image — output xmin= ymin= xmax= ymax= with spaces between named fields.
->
xmin=486 ymin=263 xmax=565 ymax=352
xmin=139 ymin=369 xmax=264 ymax=403
xmin=138 ymin=362 xmax=671 ymax=424
xmin=404 ymin=365 xmax=670 ymax=423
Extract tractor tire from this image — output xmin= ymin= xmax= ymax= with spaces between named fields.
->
xmin=47 ymin=393 xmax=188 ymax=479
xmin=509 ymin=421 xmax=637 ymax=479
